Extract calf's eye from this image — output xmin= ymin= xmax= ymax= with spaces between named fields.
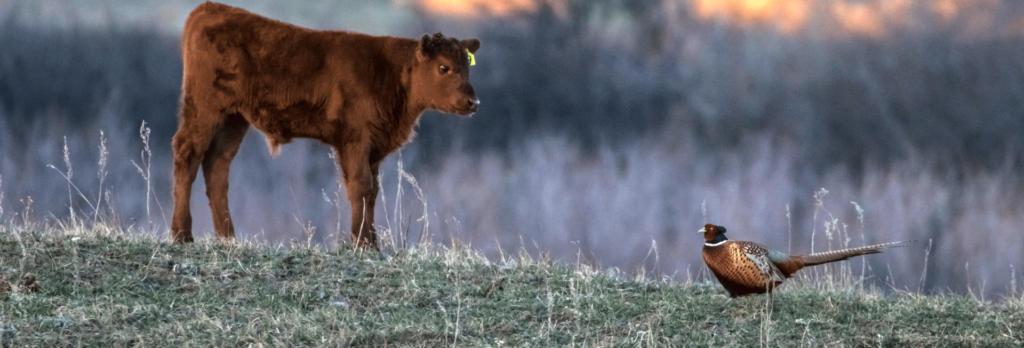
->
xmin=439 ymin=65 xmax=450 ymax=74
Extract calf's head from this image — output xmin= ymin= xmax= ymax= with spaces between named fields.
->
xmin=412 ymin=33 xmax=481 ymax=115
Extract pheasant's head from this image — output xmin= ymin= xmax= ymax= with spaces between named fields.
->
xmin=699 ymin=224 xmax=728 ymax=244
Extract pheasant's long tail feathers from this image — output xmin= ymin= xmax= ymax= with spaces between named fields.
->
xmin=801 ymin=240 xmax=914 ymax=266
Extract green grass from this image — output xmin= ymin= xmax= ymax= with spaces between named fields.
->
xmin=0 ymin=223 xmax=1022 ymax=347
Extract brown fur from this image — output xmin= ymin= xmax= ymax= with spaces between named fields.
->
xmin=171 ymin=2 xmax=481 ymax=248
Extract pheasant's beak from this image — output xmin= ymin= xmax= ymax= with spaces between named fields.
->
xmin=698 ymin=228 xmax=706 ymax=234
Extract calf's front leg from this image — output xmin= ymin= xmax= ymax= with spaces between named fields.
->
xmin=338 ymin=147 xmax=379 ymax=249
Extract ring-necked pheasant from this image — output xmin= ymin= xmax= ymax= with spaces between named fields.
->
xmin=699 ymin=223 xmax=910 ymax=297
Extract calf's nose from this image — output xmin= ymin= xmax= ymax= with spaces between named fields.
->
xmin=468 ymin=97 xmax=480 ymax=111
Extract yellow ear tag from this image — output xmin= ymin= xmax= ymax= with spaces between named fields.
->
xmin=466 ymin=49 xmax=476 ymax=66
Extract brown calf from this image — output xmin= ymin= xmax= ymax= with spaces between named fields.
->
xmin=171 ymin=2 xmax=480 ymax=248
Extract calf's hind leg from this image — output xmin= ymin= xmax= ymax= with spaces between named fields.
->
xmin=201 ymin=113 xmax=249 ymax=240
xmin=171 ymin=98 xmax=218 ymax=243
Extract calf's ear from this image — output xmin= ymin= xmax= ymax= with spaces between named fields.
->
xmin=416 ymin=34 xmax=431 ymax=61
xmin=462 ymin=39 xmax=481 ymax=54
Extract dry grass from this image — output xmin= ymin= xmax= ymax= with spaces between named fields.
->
xmin=0 ymin=137 xmax=1019 ymax=345
xmin=0 ymin=146 xmax=1022 ymax=347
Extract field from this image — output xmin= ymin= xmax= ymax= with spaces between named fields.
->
xmin=1 ymin=0 xmax=1024 ymax=333
xmin=1 ymin=223 xmax=1022 ymax=347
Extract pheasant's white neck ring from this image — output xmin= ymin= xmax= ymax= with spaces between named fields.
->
xmin=705 ymin=240 xmax=727 ymax=247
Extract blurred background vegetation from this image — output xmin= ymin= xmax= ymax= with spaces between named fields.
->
xmin=1 ymin=0 xmax=1023 ymax=298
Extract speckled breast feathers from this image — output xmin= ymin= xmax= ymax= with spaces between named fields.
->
xmin=703 ymin=241 xmax=788 ymax=295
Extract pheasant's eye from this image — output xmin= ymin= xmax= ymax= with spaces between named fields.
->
xmin=439 ymin=65 xmax=450 ymax=74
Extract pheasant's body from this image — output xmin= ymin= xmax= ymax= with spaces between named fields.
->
xmin=702 ymin=240 xmax=793 ymax=297
xmin=699 ymin=224 xmax=910 ymax=297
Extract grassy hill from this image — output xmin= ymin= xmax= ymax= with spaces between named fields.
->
xmin=0 ymin=223 xmax=1022 ymax=347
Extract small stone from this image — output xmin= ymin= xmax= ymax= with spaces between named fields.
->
xmin=172 ymin=264 xmax=200 ymax=276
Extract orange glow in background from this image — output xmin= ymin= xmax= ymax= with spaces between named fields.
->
xmin=692 ymin=0 xmax=809 ymax=33
xmin=418 ymin=0 xmax=1020 ymax=38
xmin=418 ymin=0 xmax=537 ymax=17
